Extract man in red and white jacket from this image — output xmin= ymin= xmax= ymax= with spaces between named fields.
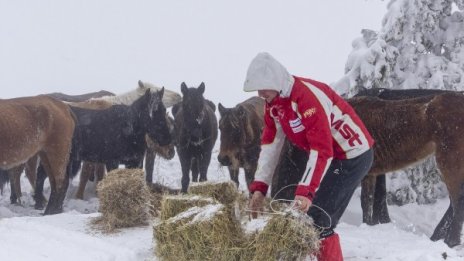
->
xmin=244 ymin=52 xmax=374 ymax=261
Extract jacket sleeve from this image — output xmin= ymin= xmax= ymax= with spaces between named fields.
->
xmin=294 ymin=89 xmax=333 ymax=200
xmin=249 ymin=108 xmax=285 ymax=195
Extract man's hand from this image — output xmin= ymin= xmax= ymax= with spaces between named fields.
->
xmin=249 ymin=191 xmax=265 ymax=219
xmin=294 ymin=195 xmax=312 ymax=212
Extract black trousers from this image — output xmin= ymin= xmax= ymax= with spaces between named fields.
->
xmin=307 ymin=148 xmax=374 ymax=238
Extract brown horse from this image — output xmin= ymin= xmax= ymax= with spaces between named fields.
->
xmin=0 ymin=95 xmax=76 ymax=214
xmin=349 ymin=92 xmax=464 ymax=247
xmin=217 ymin=96 xmax=264 ymax=189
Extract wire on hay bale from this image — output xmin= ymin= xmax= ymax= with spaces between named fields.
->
xmin=154 ymin=203 xmax=245 ymax=261
xmin=159 ymin=194 xmax=216 ymax=221
xmin=247 ymin=210 xmax=321 ymax=261
xmin=91 ymin=168 xmax=150 ymax=232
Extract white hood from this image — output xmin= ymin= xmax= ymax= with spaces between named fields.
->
xmin=243 ymin=52 xmax=294 ymax=97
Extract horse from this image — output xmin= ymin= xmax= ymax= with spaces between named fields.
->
xmin=0 ymin=95 xmax=76 ymax=214
xmin=74 ymin=114 xmax=176 ymax=199
xmin=348 ymin=92 xmax=464 ymax=247
xmin=354 ymin=87 xmax=460 ymax=226
xmin=217 ymin=96 xmax=264 ymax=189
xmin=45 ymin=90 xmax=114 ymax=102
xmin=172 ymin=82 xmax=218 ymax=193
xmin=33 ymin=87 xmax=172 ymax=209
xmin=33 ymin=81 xmax=180 ymax=206
xmin=269 ymin=90 xmax=464 ymax=247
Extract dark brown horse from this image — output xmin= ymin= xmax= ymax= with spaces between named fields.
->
xmin=217 ymin=96 xmax=264 ymax=189
xmin=354 ymin=88 xmax=460 ymax=226
xmin=349 ymin=92 xmax=464 ymax=247
xmin=74 ymin=114 xmax=176 ymax=199
xmin=173 ymin=82 xmax=218 ymax=193
xmin=0 ymin=95 xmax=76 ymax=214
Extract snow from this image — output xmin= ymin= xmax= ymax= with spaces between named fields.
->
xmin=1 ymin=146 xmax=464 ymax=261
xmin=1 ymin=0 xmax=464 ymax=260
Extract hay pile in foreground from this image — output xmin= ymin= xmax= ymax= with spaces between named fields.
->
xmin=248 ymin=210 xmax=320 ymax=260
xmin=154 ymin=203 xmax=244 ymax=261
xmin=91 ymin=168 xmax=150 ymax=232
xmin=154 ymin=181 xmax=320 ymax=261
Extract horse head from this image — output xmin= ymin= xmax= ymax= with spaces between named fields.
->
xmin=135 ymin=86 xmax=172 ymax=147
xmin=217 ymin=103 xmax=254 ymax=167
xmin=179 ymin=82 xmax=207 ymax=142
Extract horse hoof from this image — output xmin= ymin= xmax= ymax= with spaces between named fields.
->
xmin=445 ymin=236 xmax=461 ymax=248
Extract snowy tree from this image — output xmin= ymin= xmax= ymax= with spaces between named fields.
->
xmin=334 ymin=0 xmax=464 ymax=205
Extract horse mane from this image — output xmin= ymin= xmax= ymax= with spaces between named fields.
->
xmin=90 ymin=80 xmax=181 ymax=108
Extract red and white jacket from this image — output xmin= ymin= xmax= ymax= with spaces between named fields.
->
xmin=248 ymin=75 xmax=374 ymax=200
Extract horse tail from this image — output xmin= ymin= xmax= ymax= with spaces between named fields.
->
xmin=67 ymin=108 xmax=82 ymax=179
xmin=0 ymin=169 xmax=9 ymax=194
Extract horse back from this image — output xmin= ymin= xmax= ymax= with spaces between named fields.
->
xmin=348 ymin=96 xmax=436 ymax=174
xmin=0 ymin=95 xmax=75 ymax=169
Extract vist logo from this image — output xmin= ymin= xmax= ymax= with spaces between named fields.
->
xmin=332 ymin=119 xmax=363 ymax=146
xmin=303 ymin=107 xmax=316 ymax=118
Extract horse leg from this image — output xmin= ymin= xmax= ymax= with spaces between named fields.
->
xmin=228 ymin=166 xmax=239 ymax=187
xmin=34 ymin=163 xmax=48 ymax=210
xmin=106 ymin=161 xmax=119 ymax=173
xmin=445 ymin=186 xmax=464 ymax=247
xmin=75 ymin=161 xmax=93 ymax=200
xmin=8 ymin=165 xmax=24 ymax=205
xmin=361 ymin=175 xmax=377 ymax=225
xmin=40 ymin=152 xmax=70 ymax=215
xmin=372 ymin=174 xmax=391 ymax=224
xmin=199 ymin=151 xmax=212 ymax=182
xmin=430 ymin=203 xmax=453 ymax=242
xmin=434 ymin=150 xmax=464 ymax=247
xmin=180 ymin=153 xmax=192 ymax=193
xmin=25 ymin=155 xmax=39 ymax=190
xmin=145 ymin=148 xmax=156 ymax=183
xmin=191 ymin=158 xmax=200 ymax=182
xmin=244 ymin=164 xmax=257 ymax=191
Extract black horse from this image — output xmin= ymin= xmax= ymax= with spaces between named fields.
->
xmin=354 ymin=87 xmax=460 ymax=225
xmin=34 ymin=89 xmax=171 ymax=209
xmin=173 ymin=82 xmax=218 ymax=193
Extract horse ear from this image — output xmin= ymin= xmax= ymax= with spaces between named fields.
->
xmin=138 ymin=80 xmax=145 ymax=88
xmin=198 ymin=82 xmax=205 ymax=94
xmin=181 ymin=82 xmax=188 ymax=94
xmin=159 ymin=86 xmax=165 ymax=99
xmin=218 ymin=103 xmax=226 ymax=116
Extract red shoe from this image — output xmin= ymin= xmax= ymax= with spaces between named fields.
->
xmin=317 ymin=233 xmax=343 ymax=261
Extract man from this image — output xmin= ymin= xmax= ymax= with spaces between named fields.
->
xmin=244 ymin=52 xmax=374 ymax=261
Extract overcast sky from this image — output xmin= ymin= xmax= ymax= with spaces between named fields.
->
xmin=0 ymin=0 xmax=388 ymax=106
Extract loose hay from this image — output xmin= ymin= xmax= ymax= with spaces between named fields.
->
xmin=249 ymin=210 xmax=320 ymax=261
xmin=154 ymin=203 xmax=245 ymax=261
xmin=91 ymin=168 xmax=150 ymax=232
xmin=159 ymin=194 xmax=216 ymax=220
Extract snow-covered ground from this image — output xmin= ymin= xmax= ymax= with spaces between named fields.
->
xmin=1 ymin=143 xmax=463 ymax=261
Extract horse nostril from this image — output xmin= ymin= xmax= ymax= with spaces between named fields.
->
xmin=218 ymin=155 xmax=231 ymax=166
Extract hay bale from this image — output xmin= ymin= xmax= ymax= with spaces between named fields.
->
xmin=91 ymin=168 xmax=150 ymax=232
xmin=249 ymin=210 xmax=320 ymax=261
xmin=147 ymin=182 xmax=180 ymax=218
xmin=154 ymin=203 xmax=245 ymax=261
xmin=188 ymin=181 xmax=240 ymax=206
xmin=159 ymin=194 xmax=216 ymax=220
